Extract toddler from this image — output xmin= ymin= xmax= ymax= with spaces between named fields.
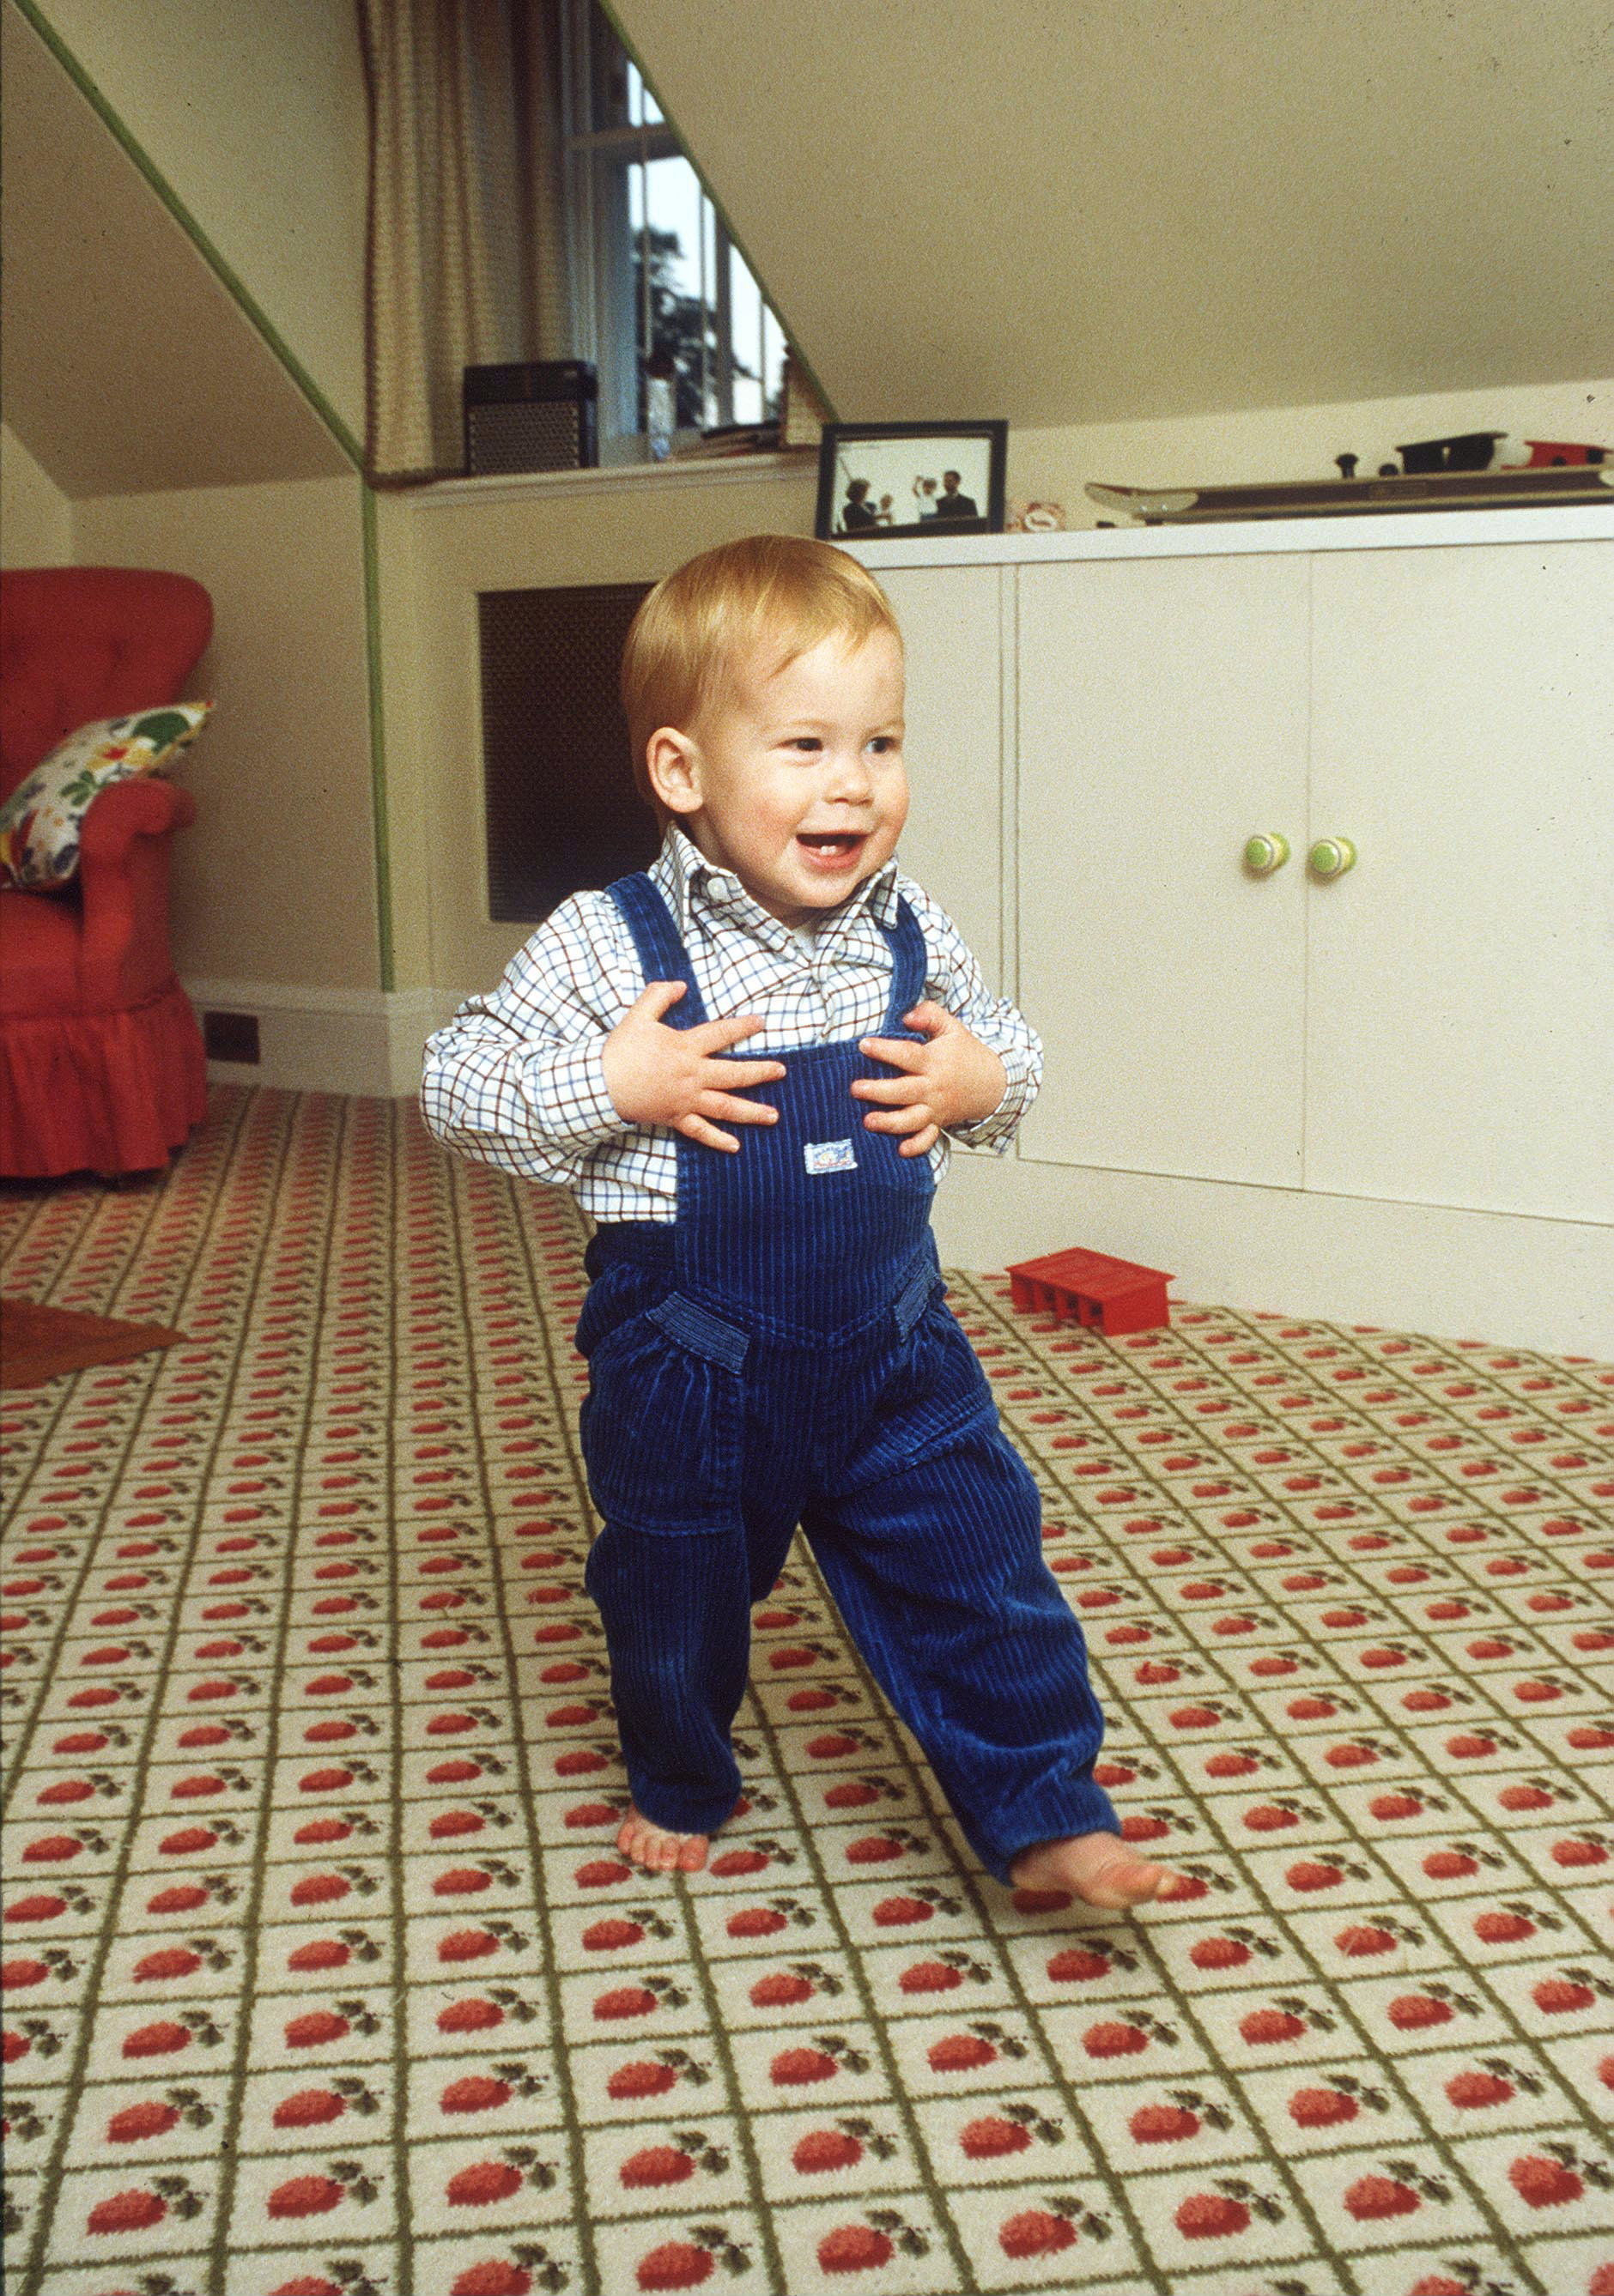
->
xmin=422 ymin=535 xmax=1184 ymax=1911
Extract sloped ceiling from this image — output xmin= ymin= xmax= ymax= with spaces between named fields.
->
xmin=615 ymin=0 xmax=1614 ymax=426
xmin=1 ymin=2 xmax=351 ymax=495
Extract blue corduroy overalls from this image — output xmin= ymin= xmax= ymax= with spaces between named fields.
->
xmin=577 ymin=871 xmax=1119 ymax=1882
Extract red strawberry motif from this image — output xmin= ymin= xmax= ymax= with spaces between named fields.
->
xmin=583 ymin=1917 xmax=645 ymax=1952
xmin=439 ymin=1929 xmax=501 ymax=1962
xmin=1129 ymin=2101 xmax=1199 ymax=2142
xmin=1345 ymin=2173 xmax=1420 ymax=2220
xmin=1285 ymin=1861 xmax=1344 ymax=1892
xmin=87 ymin=2188 xmax=166 ymax=2233
xmin=998 ymin=2209 xmax=1076 ymax=2257
xmin=438 ymin=1998 xmax=504 ymax=2033
xmin=1240 ymin=2007 xmax=1306 ymax=2044
xmin=1335 ymin=1925 xmax=1397 ymax=1958
xmin=1445 ymin=2069 xmax=1513 ymax=2109
xmin=960 ymin=2115 xmax=1031 ymax=2158
xmin=1289 ymin=2087 xmax=1357 ymax=2127
xmin=123 ymin=2020 xmax=191 ymax=2058
xmin=294 ymin=1818 xmax=352 ymax=1845
xmin=283 ymin=2009 xmax=349 ymax=2047
xmin=1046 ymin=1948 xmax=1109 ymax=1984
xmin=1083 ymin=2020 xmax=1148 ymax=2057
xmin=1387 ymin=1994 xmax=1453 ymax=2030
xmin=749 ymin=1972 xmax=812 ymax=2008
xmin=1508 ymin=2154 xmax=1582 ymax=2208
xmin=607 ymin=2060 xmax=678 ymax=2099
xmin=106 ymin=2100 xmax=180 ymax=2142
xmin=1532 ymin=1976 xmax=1594 ymax=2014
xmin=447 ymin=2160 xmax=524 ymax=2204
xmin=872 ymin=1895 xmax=931 ymax=1926
xmin=708 ymin=1848 xmax=768 ymax=1877
xmin=770 ymin=2045 xmax=838 ymax=2086
xmin=593 ymin=1986 xmax=658 ymax=2020
xmin=1473 ymin=1909 xmax=1534 ymax=1943
xmin=441 ymin=2075 xmax=513 ymax=2114
xmin=823 ymin=1780 xmax=879 ymax=1808
xmin=268 ymin=2174 xmax=346 ymax=2217
xmin=273 ymin=2088 xmax=346 ymax=2127
xmin=1368 ymin=1792 xmax=1423 ymax=1821
xmin=1551 ymin=1838 xmax=1606 ymax=1867
xmin=816 ymin=2226 xmax=894 ymax=2274
xmin=619 ymin=2144 xmax=694 ymax=2187
xmin=1422 ymin=1849 xmax=1477 ymax=1880
xmin=637 ymin=2242 xmax=714 ymax=2290
xmin=1174 ymin=2191 xmax=1249 ymax=2238
xmin=786 ymin=2118 xmax=865 ymax=2179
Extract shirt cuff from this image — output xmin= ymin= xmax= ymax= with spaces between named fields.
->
xmin=946 ymin=1039 xmax=1038 ymax=1154
xmin=522 ymin=1034 xmax=628 ymax=1152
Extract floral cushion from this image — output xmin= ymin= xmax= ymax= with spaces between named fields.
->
xmin=0 ymin=704 xmax=211 ymax=890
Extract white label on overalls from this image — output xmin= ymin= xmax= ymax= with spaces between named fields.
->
xmin=804 ymin=1137 xmax=858 ymax=1175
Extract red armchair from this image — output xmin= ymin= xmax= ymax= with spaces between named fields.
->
xmin=0 ymin=567 xmax=213 ymax=1178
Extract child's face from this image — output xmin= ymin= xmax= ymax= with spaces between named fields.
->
xmin=652 ymin=628 xmax=908 ymax=927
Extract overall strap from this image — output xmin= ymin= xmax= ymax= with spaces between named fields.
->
xmin=878 ymin=896 xmax=931 ymax=1037
xmin=606 ymin=873 xmax=709 ymax=1028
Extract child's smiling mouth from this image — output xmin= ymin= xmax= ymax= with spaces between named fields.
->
xmin=797 ymin=831 xmax=867 ymax=864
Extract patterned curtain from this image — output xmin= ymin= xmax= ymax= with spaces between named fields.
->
xmin=358 ymin=0 xmax=570 ymax=482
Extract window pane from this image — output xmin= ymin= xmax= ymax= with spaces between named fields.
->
xmin=626 ymin=59 xmax=664 ymax=126
xmin=728 ymin=245 xmax=763 ymax=427
xmin=637 ymin=155 xmax=708 ymax=430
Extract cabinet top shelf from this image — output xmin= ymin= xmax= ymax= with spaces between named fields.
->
xmin=841 ymin=503 xmax=1614 ymax=569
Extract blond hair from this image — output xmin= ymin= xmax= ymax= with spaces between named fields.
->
xmin=620 ymin=534 xmax=901 ymax=821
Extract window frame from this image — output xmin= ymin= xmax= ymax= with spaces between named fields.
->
xmin=557 ymin=0 xmax=786 ymax=451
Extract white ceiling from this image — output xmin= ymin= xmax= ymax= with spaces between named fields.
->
xmin=1 ymin=2 xmax=350 ymax=495
xmin=615 ymin=0 xmax=1614 ymax=426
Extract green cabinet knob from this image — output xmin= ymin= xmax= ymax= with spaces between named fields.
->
xmin=1243 ymin=832 xmax=1290 ymax=875
xmin=1308 ymin=836 xmax=1357 ymax=880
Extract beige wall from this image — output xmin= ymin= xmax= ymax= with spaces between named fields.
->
xmin=74 ymin=473 xmax=379 ymax=993
xmin=1012 ymin=377 xmax=1614 ymax=526
xmin=1 ymin=421 xmax=70 ymax=566
xmin=23 ymin=0 xmax=367 ymax=443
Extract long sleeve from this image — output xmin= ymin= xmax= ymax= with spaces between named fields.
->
xmin=419 ymin=891 xmax=642 ymax=1183
xmin=899 ymin=877 xmax=1043 ymax=1154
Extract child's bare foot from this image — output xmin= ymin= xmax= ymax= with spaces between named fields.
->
xmin=1010 ymin=1829 xmax=1189 ymax=1911
xmin=617 ymin=1802 xmax=709 ymax=1875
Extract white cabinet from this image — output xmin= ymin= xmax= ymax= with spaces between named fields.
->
xmin=847 ymin=511 xmax=1614 ymax=1355
xmin=1011 ymin=536 xmax=1613 ymax=1227
xmin=1016 ymin=554 xmax=1310 ymax=1189
xmin=1306 ymin=542 xmax=1614 ymax=1223
xmin=878 ymin=566 xmax=1005 ymax=984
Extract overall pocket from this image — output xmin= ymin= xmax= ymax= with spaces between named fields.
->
xmin=579 ymin=1296 xmax=746 ymax=1535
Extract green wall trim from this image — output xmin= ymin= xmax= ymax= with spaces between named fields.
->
xmin=594 ymin=0 xmax=840 ymax=430
xmin=361 ymin=485 xmax=395 ymax=994
xmin=11 ymin=0 xmax=365 ymax=470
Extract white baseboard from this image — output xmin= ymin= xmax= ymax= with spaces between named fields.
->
xmin=185 ymin=977 xmax=458 ymax=1100
xmin=937 ymin=1149 xmax=1614 ymax=1362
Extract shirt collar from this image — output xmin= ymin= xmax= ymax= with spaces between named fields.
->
xmin=651 ymin=824 xmax=901 ymax=943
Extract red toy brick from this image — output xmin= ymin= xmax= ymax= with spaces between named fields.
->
xmin=1005 ymin=1247 xmax=1174 ymax=1336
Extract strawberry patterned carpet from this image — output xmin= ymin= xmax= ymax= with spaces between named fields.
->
xmin=2 ymin=1085 xmax=1611 ymax=2296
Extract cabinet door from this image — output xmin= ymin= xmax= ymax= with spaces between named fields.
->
xmin=1016 ymin=554 xmax=1310 ymax=1184
xmin=1308 ymin=542 xmax=1614 ymax=1222
xmin=877 ymin=565 xmax=1005 ymax=983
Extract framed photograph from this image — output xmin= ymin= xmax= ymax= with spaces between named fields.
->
xmin=816 ymin=421 xmax=1007 ymax=541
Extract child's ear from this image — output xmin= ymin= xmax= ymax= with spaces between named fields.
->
xmin=646 ymin=726 xmax=702 ymax=817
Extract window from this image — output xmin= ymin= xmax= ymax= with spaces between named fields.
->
xmin=560 ymin=0 xmax=791 ymax=453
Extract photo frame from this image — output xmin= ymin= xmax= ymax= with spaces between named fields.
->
xmin=816 ymin=421 xmax=1007 ymax=541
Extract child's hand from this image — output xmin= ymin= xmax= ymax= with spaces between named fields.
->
xmin=852 ymin=1001 xmax=1008 ymax=1157
xmin=602 ymin=981 xmax=786 ymax=1152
